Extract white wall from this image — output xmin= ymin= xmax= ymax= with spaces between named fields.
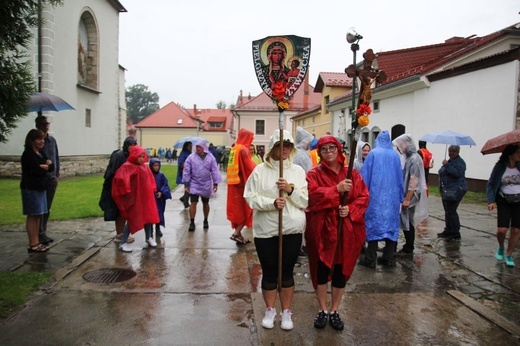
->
xmin=0 ymin=0 xmax=123 ymax=156
xmin=333 ymin=61 xmax=519 ymax=181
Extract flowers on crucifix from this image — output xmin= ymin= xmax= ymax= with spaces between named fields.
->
xmin=356 ymin=103 xmax=372 ymax=127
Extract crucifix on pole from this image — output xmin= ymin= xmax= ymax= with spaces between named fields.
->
xmin=329 ymin=30 xmax=387 ymax=275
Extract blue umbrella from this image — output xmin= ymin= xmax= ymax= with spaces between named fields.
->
xmin=420 ymin=130 xmax=476 ymax=159
xmin=173 ymin=136 xmax=207 ymax=149
xmin=27 ymin=92 xmax=75 ymax=112
xmin=419 ymin=130 xmax=476 ymax=146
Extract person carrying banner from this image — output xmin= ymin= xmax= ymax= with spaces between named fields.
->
xmin=244 ymin=129 xmax=308 ymax=331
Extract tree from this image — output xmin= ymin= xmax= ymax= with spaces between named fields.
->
xmin=126 ymin=84 xmax=160 ymax=124
xmin=0 ymin=0 xmax=62 ymax=143
xmin=216 ymin=100 xmax=227 ymax=109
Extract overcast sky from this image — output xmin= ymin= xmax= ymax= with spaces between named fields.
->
xmin=119 ymin=0 xmax=519 ymax=109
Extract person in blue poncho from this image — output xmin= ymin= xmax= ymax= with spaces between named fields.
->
xmin=150 ymin=158 xmax=172 ymax=237
xmin=360 ymin=131 xmax=404 ymax=267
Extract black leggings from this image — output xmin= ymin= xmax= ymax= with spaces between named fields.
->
xmin=254 ymin=233 xmax=302 ymax=291
xmin=317 ymin=261 xmax=347 ymax=288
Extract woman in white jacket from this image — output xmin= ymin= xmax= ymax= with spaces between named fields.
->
xmin=244 ymin=129 xmax=308 ymax=331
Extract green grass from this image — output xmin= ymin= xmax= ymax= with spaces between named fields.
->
xmin=428 ymin=187 xmax=488 ymax=206
xmin=0 ymin=164 xmax=178 ymax=226
xmin=0 ymin=164 xmax=178 ymax=319
xmin=0 ymin=271 xmax=52 ymax=318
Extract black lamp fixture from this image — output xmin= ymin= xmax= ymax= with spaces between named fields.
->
xmin=345 ymin=28 xmax=363 ymax=138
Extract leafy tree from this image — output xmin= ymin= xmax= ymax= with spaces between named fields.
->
xmin=216 ymin=100 xmax=227 ymax=109
xmin=126 ymin=84 xmax=160 ymax=124
xmin=0 ymin=0 xmax=62 ymax=143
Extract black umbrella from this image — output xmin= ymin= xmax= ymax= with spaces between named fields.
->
xmin=27 ymin=92 xmax=75 ymax=112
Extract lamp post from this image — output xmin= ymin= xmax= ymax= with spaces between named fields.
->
xmin=345 ymin=28 xmax=363 ymax=143
xmin=330 ymin=29 xmax=363 ymax=276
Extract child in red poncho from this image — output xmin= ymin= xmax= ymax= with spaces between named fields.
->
xmin=112 ymin=145 xmax=160 ymax=252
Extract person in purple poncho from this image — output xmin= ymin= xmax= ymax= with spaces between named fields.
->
xmin=183 ymin=139 xmax=222 ymax=231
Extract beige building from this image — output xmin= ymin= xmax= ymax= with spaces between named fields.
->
xmin=232 ymin=81 xmax=321 ymax=153
xmin=292 ymin=72 xmax=352 ymax=139
xmin=135 ymin=103 xmax=234 ymax=150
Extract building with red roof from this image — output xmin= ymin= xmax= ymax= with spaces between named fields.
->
xmin=326 ymin=22 xmax=520 ymax=189
xmin=232 ymin=76 xmax=321 ymax=152
xmin=135 ymin=102 xmax=234 ymax=150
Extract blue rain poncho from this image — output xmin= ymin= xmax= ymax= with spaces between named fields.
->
xmin=360 ymin=131 xmax=404 ymax=241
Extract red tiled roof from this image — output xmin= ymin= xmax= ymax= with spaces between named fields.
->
xmin=314 ymin=72 xmax=352 ymax=92
xmin=377 ymin=23 xmax=518 ymax=85
xmin=329 ymin=22 xmax=520 ymax=103
xmin=135 ymin=102 xmax=195 ymax=128
xmin=135 ymin=102 xmax=233 ymax=132
xmin=235 ymin=80 xmax=321 ymax=111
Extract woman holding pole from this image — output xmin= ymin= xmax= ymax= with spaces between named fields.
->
xmin=244 ymin=129 xmax=308 ymax=331
xmin=305 ymin=135 xmax=369 ymax=330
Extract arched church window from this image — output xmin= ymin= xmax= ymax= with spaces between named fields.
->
xmin=78 ymin=10 xmax=98 ymax=90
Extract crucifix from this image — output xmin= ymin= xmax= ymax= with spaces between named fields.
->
xmin=345 ymin=48 xmax=387 ymax=108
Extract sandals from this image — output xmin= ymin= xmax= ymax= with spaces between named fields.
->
xmin=230 ymin=234 xmax=251 ymax=245
xmin=27 ymin=243 xmax=49 ymax=253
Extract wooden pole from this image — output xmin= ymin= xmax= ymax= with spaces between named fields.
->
xmin=330 ymin=41 xmax=360 ymax=276
xmin=277 ymin=110 xmax=284 ymax=292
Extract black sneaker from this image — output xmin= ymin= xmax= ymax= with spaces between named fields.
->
xmin=314 ymin=311 xmax=328 ymax=329
xmin=377 ymin=257 xmax=395 ymax=267
xmin=39 ymin=234 xmax=54 ymax=245
xmin=361 ymin=259 xmax=376 ymax=269
xmin=203 ymin=220 xmax=209 ymax=229
xmin=156 ymin=229 xmax=163 ymax=237
xmin=446 ymin=234 xmax=461 ymax=242
xmin=437 ymin=231 xmax=449 ymax=238
xmin=188 ymin=223 xmax=195 ymax=232
xmin=329 ymin=311 xmax=344 ymax=330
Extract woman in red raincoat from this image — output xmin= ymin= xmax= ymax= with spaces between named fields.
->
xmin=305 ymin=135 xmax=369 ymax=331
xmin=112 ymin=145 xmax=160 ymax=252
xmin=227 ymin=128 xmax=257 ymax=244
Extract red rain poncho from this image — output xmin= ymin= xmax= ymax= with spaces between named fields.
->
xmin=226 ymin=128 xmax=257 ymax=228
xmin=112 ymin=145 xmax=159 ymax=234
xmin=305 ymin=136 xmax=369 ymax=289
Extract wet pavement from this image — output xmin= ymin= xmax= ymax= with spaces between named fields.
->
xmin=1 ymin=180 xmax=519 ymax=345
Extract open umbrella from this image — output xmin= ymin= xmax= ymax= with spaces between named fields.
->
xmin=27 ymin=92 xmax=75 ymax=112
xmin=419 ymin=130 xmax=476 ymax=146
xmin=173 ymin=136 xmax=207 ymax=149
xmin=481 ymin=129 xmax=520 ymax=155
xmin=420 ymin=130 xmax=476 ymax=159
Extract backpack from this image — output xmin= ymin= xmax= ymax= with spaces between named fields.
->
xmin=419 ymin=148 xmax=434 ymax=169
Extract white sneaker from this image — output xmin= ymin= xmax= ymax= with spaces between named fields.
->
xmin=280 ymin=309 xmax=294 ymax=330
xmin=119 ymin=243 xmax=133 ymax=253
xmin=261 ymin=307 xmax=276 ymax=329
xmin=147 ymin=237 xmax=157 ymax=248
xmin=114 ymin=235 xmax=135 ymax=243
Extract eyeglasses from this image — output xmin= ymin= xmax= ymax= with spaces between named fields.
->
xmin=320 ymin=145 xmax=338 ymax=153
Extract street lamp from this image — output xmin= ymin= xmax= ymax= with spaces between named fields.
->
xmin=345 ymin=28 xmax=363 ymax=142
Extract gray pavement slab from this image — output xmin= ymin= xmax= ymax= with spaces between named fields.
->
xmin=252 ymin=292 xmax=518 ymax=345
xmin=1 ymin=176 xmax=520 ymax=345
